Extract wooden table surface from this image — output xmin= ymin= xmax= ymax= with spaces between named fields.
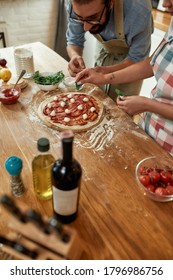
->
xmin=152 ymin=8 xmax=172 ymax=32
xmin=0 ymin=42 xmax=173 ymax=260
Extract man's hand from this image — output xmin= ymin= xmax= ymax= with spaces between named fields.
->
xmin=68 ymin=55 xmax=86 ymax=76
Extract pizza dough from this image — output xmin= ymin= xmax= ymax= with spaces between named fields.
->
xmin=37 ymin=92 xmax=104 ymax=132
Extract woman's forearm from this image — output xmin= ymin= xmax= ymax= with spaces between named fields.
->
xmin=146 ymin=99 xmax=173 ymax=120
xmin=117 ymin=96 xmax=173 ymax=120
xmin=98 ymin=58 xmax=135 ymax=73
xmin=105 ymin=57 xmax=154 ymax=85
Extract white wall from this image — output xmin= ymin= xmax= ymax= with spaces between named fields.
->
xmin=83 ymin=32 xmax=97 ymax=67
xmin=0 ymin=0 xmax=58 ymax=49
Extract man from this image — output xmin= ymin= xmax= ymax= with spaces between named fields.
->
xmin=66 ymin=0 xmax=153 ymax=100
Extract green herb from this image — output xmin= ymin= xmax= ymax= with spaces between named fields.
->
xmin=32 ymin=71 xmax=65 ymax=85
xmin=75 ymin=82 xmax=81 ymax=91
xmin=115 ymin=88 xmax=125 ymax=97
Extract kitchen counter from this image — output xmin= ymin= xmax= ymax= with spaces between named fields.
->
xmin=152 ymin=8 xmax=172 ymax=32
xmin=1 ymin=42 xmax=173 ymax=260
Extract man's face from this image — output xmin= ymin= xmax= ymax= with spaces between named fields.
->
xmin=72 ymin=0 xmax=113 ymax=33
xmin=162 ymin=0 xmax=173 ymax=14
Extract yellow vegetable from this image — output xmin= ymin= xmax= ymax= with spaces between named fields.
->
xmin=0 ymin=68 xmax=12 ymax=82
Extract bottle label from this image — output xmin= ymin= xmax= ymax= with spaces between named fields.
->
xmin=52 ymin=186 xmax=79 ymax=215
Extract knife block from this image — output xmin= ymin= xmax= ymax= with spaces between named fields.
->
xmin=0 ymin=196 xmax=82 ymax=260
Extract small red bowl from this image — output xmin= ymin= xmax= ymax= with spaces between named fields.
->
xmin=0 ymin=85 xmax=21 ymax=105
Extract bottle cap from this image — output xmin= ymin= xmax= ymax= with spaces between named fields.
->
xmin=37 ymin=138 xmax=50 ymax=152
xmin=5 ymin=156 xmax=23 ymax=176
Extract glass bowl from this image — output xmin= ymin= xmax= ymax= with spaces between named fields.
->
xmin=63 ymin=76 xmax=77 ymax=91
xmin=0 ymin=84 xmax=21 ymax=105
xmin=135 ymin=156 xmax=173 ymax=202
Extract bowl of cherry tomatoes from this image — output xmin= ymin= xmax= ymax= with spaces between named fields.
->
xmin=0 ymin=85 xmax=21 ymax=105
xmin=136 ymin=156 xmax=173 ymax=202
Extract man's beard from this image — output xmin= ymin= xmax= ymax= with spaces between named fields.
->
xmin=89 ymin=6 xmax=111 ymax=34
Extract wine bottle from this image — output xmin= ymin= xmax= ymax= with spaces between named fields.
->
xmin=32 ymin=138 xmax=55 ymax=200
xmin=52 ymin=130 xmax=82 ymax=224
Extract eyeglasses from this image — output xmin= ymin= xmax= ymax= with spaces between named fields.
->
xmin=70 ymin=4 xmax=106 ymax=25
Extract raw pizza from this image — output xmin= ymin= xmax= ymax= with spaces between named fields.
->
xmin=37 ymin=92 xmax=104 ymax=132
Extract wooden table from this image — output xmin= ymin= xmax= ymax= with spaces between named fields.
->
xmin=0 ymin=42 xmax=173 ymax=260
xmin=152 ymin=8 xmax=172 ymax=32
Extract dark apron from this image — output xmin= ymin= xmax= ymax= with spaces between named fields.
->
xmin=93 ymin=0 xmax=143 ymax=101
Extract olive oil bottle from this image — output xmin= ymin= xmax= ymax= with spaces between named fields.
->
xmin=32 ymin=138 xmax=55 ymax=200
xmin=52 ymin=130 xmax=82 ymax=224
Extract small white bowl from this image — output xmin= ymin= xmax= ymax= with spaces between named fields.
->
xmin=36 ymin=83 xmax=58 ymax=91
xmin=33 ymin=72 xmax=59 ymax=91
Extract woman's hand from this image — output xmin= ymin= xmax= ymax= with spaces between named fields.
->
xmin=116 ymin=95 xmax=149 ymax=116
xmin=76 ymin=67 xmax=107 ymax=85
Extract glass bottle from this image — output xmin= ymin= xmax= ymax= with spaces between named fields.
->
xmin=4 ymin=156 xmax=25 ymax=197
xmin=32 ymin=138 xmax=55 ymax=200
xmin=52 ymin=130 xmax=82 ymax=224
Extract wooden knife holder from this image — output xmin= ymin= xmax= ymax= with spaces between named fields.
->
xmin=0 ymin=197 xmax=82 ymax=260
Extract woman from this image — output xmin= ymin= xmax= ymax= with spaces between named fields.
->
xmin=76 ymin=0 xmax=173 ymax=156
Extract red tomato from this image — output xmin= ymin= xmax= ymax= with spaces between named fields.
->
xmin=170 ymin=174 xmax=173 ymax=184
xmin=165 ymin=185 xmax=173 ymax=195
xmin=151 ymin=165 xmax=162 ymax=173
xmin=139 ymin=166 xmax=153 ymax=175
xmin=149 ymin=171 xmax=160 ymax=184
xmin=146 ymin=184 xmax=156 ymax=193
xmin=139 ymin=174 xmax=150 ymax=187
xmin=160 ymin=171 xmax=172 ymax=184
xmin=155 ymin=187 xmax=168 ymax=196
xmin=138 ymin=166 xmax=148 ymax=175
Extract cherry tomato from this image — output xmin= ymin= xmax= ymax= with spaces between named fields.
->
xmin=139 ymin=174 xmax=150 ymax=187
xmin=155 ymin=187 xmax=167 ymax=196
xmin=138 ymin=166 xmax=148 ymax=175
xmin=170 ymin=174 xmax=173 ymax=184
xmin=149 ymin=171 xmax=161 ymax=184
xmin=139 ymin=166 xmax=153 ymax=175
xmin=146 ymin=184 xmax=156 ymax=193
xmin=165 ymin=185 xmax=173 ymax=195
xmin=160 ymin=171 xmax=172 ymax=184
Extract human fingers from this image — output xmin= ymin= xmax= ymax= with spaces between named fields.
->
xmin=75 ymin=68 xmax=92 ymax=83
xmin=68 ymin=57 xmax=86 ymax=76
xmin=116 ymin=96 xmax=126 ymax=105
xmin=77 ymin=57 xmax=85 ymax=70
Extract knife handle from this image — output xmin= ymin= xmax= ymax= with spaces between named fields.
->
xmin=25 ymin=209 xmax=50 ymax=234
xmin=0 ymin=194 xmax=27 ymax=223
xmin=48 ymin=216 xmax=70 ymax=243
xmin=0 ymin=235 xmax=38 ymax=259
